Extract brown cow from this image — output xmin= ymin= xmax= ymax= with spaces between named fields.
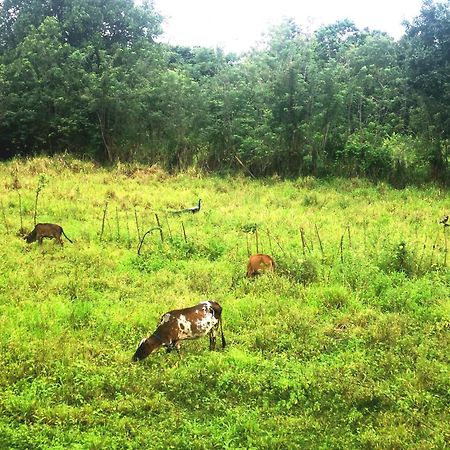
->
xmin=246 ymin=253 xmax=275 ymax=278
xmin=132 ymin=301 xmax=226 ymax=361
xmin=24 ymin=223 xmax=73 ymax=245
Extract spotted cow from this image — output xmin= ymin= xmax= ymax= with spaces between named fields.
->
xmin=132 ymin=301 xmax=226 ymax=361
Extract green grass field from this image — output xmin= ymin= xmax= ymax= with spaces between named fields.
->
xmin=0 ymin=156 xmax=449 ymax=449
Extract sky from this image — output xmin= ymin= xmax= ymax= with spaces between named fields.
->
xmin=152 ymin=0 xmax=424 ymax=53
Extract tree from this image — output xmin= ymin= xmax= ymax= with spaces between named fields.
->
xmin=315 ymin=19 xmax=363 ymax=62
xmin=403 ymin=0 xmax=450 ymax=178
xmin=0 ymin=0 xmax=164 ymax=161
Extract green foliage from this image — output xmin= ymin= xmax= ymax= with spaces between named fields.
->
xmin=402 ymin=0 xmax=450 ymax=178
xmin=377 ymin=240 xmax=417 ymax=276
xmin=276 ymin=256 xmax=320 ymax=285
xmin=1 ymin=0 xmax=449 ymax=182
xmin=1 ymin=158 xmax=448 ymax=448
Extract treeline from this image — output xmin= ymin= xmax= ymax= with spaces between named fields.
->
xmin=0 ymin=0 xmax=449 ymax=183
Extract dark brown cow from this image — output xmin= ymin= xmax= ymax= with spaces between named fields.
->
xmin=246 ymin=253 xmax=275 ymax=278
xmin=24 ymin=223 xmax=73 ymax=245
xmin=132 ymin=301 xmax=226 ymax=361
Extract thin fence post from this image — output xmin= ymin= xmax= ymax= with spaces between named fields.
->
xmin=315 ymin=224 xmax=324 ymax=259
xmin=100 ymin=201 xmax=108 ymax=241
xmin=155 ymin=213 xmax=164 ymax=243
xmin=181 ymin=222 xmax=187 ymax=243
xmin=165 ymin=214 xmax=173 ymax=240
xmin=134 ymin=206 xmax=141 ymax=244
xmin=300 ymin=227 xmax=311 ymax=256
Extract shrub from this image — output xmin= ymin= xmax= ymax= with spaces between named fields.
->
xmin=276 ymin=256 xmax=320 ymax=285
xmin=338 ymin=128 xmax=394 ymax=179
xmin=377 ymin=241 xmax=417 ymax=276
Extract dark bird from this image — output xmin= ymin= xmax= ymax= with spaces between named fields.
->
xmin=439 ymin=215 xmax=449 ymax=227
xmin=186 ymin=198 xmax=201 ymax=214
xmin=170 ymin=199 xmax=202 ymax=215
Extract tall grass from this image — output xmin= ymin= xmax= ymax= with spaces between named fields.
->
xmin=0 ymin=155 xmax=448 ymax=449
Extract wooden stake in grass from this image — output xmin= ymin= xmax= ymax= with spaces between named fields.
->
xmin=134 ymin=206 xmax=141 ymax=244
xmin=181 ymin=221 xmax=187 ymax=243
xmin=155 ymin=213 xmax=164 ymax=243
xmin=300 ymin=227 xmax=311 ymax=257
xmin=165 ymin=214 xmax=173 ymax=240
xmin=314 ymin=224 xmax=324 ymax=259
xmin=33 ymin=174 xmax=47 ymax=226
xmin=100 ymin=201 xmax=108 ymax=241
xmin=17 ymin=190 xmax=24 ymax=233
xmin=340 ymin=232 xmax=345 ymax=264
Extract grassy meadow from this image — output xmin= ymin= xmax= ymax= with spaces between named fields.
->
xmin=0 ymin=155 xmax=449 ymax=449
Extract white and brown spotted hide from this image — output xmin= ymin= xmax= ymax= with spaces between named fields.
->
xmin=132 ymin=301 xmax=226 ymax=361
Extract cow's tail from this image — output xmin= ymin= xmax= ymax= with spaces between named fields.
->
xmin=246 ymin=260 xmax=252 ymax=277
xmin=61 ymin=228 xmax=73 ymax=244
xmin=210 ymin=301 xmax=226 ymax=349
xmin=219 ymin=315 xmax=226 ymax=349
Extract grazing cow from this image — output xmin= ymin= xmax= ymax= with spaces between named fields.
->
xmin=132 ymin=300 xmax=226 ymax=362
xmin=24 ymin=223 xmax=73 ymax=245
xmin=246 ymin=253 xmax=275 ymax=278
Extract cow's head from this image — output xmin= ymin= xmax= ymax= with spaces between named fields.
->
xmin=132 ymin=336 xmax=161 ymax=362
xmin=24 ymin=232 xmax=34 ymax=243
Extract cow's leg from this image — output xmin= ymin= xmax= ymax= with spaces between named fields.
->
xmin=166 ymin=342 xmax=182 ymax=363
xmin=38 ymin=236 xmax=43 ymax=244
xmin=166 ymin=342 xmax=175 ymax=353
xmin=209 ymin=329 xmax=217 ymax=350
xmin=166 ymin=341 xmax=181 ymax=354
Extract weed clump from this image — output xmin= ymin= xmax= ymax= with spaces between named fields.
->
xmin=377 ymin=241 xmax=417 ymax=276
xmin=276 ymin=256 xmax=320 ymax=285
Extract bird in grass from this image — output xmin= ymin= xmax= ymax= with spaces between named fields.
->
xmin=186 ymin=198 xmax=201 ymax=214
xmin=439 ymin=215 xmax=449 ymax=227
xmin=170 ymin=199 xmax=202 ymax=215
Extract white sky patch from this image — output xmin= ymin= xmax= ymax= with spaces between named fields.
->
xmin=152 ymin=0 xmax=424 ymax=53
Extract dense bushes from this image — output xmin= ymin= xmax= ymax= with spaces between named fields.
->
xmin=1 ymin=1 xmax=449 ymax=182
